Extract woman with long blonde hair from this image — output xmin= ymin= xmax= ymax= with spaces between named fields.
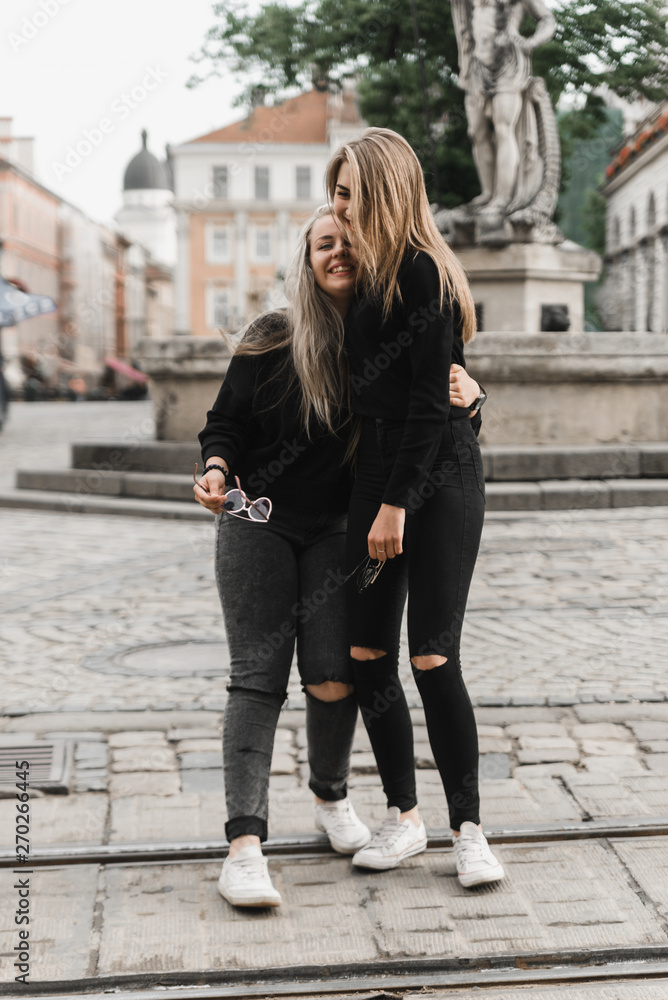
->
xmin=327 ymin=128 xmax=503 ymax=888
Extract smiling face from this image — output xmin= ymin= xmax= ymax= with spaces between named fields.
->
xmin=332 ymin=160 xmax=353 ymax=234
xmin=308 ymin=213 xmax=357 ymax=312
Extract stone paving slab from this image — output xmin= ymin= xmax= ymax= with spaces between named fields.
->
xmin=8 ymin=705 xmax=668 ymax=846
xmin=0 ymin=865 xmax=98 ymax=982
xmin=424 ymin=982 xmax=668 ymax=999
xmin=6 ymin=840 xmax=668 ymax=984
xmin=0 ymin=794 xmax=107 ymax=851
xmin=612 ymin=838 xmax=668 ymax=921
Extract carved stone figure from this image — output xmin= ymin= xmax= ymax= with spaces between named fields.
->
xmin=436 ymin=0 xmax=564 ymax=246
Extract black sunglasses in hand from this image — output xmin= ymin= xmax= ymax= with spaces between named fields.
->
xmin=345 ymin=554 xmax=386 ymax=594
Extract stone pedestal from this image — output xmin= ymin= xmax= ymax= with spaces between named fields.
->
xmin=467 ymin=331 xmax=668 ymax=446
xmin=137 ymin=336 xmax=231 ymax=441
xmin=458 ymin=241 xmax=602 ymax=334
xmin=139 ymin=329 xmax=668 ymax=450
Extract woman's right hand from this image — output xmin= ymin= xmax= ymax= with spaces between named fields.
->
xmin=193 ymin=469 xmax=228 ymax=514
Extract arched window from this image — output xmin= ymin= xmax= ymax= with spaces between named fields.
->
xmin=648 ymin=193 xmax=657 ymax=229
xmin=613 ymin=217 xmax=621 ymax=249
xmin=629 ymin=206 xmax=636 ymax=239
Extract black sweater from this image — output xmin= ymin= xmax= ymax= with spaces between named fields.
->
xmin=199 ymin=322 xmax=353 ymax=516
xmin=344 ymin=250 xmax=476 ymax=509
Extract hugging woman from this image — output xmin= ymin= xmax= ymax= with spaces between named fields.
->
xmin=329 ymin=128 xmax=505 ymax=889
xmin=195 ymin=205 xmax=482 ymax=908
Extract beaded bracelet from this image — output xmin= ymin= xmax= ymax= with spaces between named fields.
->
xmin=203 ymin=464 xmax=228 ymax=480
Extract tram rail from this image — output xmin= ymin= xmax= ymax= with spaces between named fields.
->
xmin=4 ymin=820 xmax=668 ymax=999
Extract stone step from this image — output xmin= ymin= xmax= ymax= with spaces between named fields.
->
xmin=17 ymin=468 xmax=194 ymax=502
xmin=485 ymin=442 xmax=668 ymax=481
xmin=71 ymin=441 xmax=199 ymax=475
xmin=69 ymin=440 xmax=668 ymax=481
xmin=0 ymin=487 xmax=209 ymax=520
xmin=486 ymin=478 xmax=668 ymax=510
xmin=9 ymin=469 xmax=668 ymax=514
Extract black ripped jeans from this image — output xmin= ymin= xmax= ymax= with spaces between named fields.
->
xmin=216 ymin=507 xmax=357 ymax=843
xmin=346 ymin=416 xmax=485 ymax=830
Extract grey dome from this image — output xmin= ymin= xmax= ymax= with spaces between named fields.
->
xmin=123 ymin=130 xmax=171 ymax=191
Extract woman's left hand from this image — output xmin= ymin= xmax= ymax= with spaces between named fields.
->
xmin=368 ymin=503 xmax=406 ymax=561
xmin=449 ymin=364 xmax=480 ymax=408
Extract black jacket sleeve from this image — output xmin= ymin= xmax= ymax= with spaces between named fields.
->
xmin=198 ymin=353 xmax=257 ymax=469
xmin=382 ymin=254 xmax=453 ymax=508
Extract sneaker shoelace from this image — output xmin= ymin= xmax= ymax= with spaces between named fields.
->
xmin=230 ymin=855 xmax=269 ymax=879
xmin=322 ymin=800 xmax=356 ymax=832
xmin=455 ymin=836 xmax=489 ymax=867
xmin=368 ymin=816 xmax=410 ymax=851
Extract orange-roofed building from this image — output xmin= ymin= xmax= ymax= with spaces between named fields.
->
xmin=170 ymin=85 xmax=365 ymax=335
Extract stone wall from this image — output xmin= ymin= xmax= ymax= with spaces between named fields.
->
xmin=138 ymin=336 xmax=231 ymax=441
xmin=140 ymin=332 xmax=668 ymax=447
xmin=467 ymin=331 xmax=668 ymax=445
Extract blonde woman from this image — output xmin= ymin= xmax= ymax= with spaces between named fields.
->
xmin=195 ymin=206 xmax=483 ymax=907
xmin=327 ymin=129 xmax=504 ymax=888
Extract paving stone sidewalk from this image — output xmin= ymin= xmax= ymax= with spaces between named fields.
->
xmin=1 ymin=502 xmax=667 ymax=713
xmin=1 ymin=399 xmax=667 ymax=712
xmin=3 ymin=837 xmax=668 ymax=987
xmin=3 ymin=703 xmax=668 ymax=850
xmin=2 ymin=401 xmax=668 ymax=996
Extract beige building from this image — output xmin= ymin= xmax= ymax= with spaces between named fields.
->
xmin=600 ymin=103 xmax=668 ymax=333
xmin=171 ymin=86 xmax=365 ymax=336
xmin=0 ymin=117 xmax=174 ymax=393
xmin=0 ymin=118 xmax=60 ymax=377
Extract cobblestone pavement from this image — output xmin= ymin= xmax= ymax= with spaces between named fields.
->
xmin=3 ymin=404 xmax=668 ymax=995
xmin=0 ymin=399 xmax=153 ymax=492
xmin=1 ymin=401 xmax=668 ymax=712
xmin=0 ymin=503 xmax=666 ymax=713
xmin=3 ymin=702 xmax=668 ymax=847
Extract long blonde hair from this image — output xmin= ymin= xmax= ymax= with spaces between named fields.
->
xmin=325 ymin=127 xmax=477 ymax=343
xmin=234 ymin=206 xmax=357 ymax=455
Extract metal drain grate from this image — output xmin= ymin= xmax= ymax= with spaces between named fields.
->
xmin=0 ymin=739 xmax=73 ymax=794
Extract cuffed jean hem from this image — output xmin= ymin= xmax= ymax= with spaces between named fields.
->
xmin=387 ymin=794 xmax=419 ymax=812
xmin=308 ymin=781 xmax=348 ymax=802
xmin=225 ymin=816 xmax=268 ymax=843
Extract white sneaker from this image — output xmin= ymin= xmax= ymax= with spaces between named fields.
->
xmin=453 ymin=822 xmax=505 ymax=888
xmin=352 ymin=807 xmax=427 ymax=870
xmin=217 ymin=845 xmax=281 ymax=907
xmin=314 ymin=798 xmax=371 ymax=854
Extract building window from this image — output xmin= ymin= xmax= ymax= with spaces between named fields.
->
xmin=212 ymin=166 xmax=228 ymax=199
xmin=209 ymin=288 xmax=231 ymax=329
xmin=255 ymin=228 xmax=272 ymax=260
xmin=207 ymin=225 xmax=230 ymax=263
xmin=255 ymin=166 xmax=270 ymax=200
xmin=613 ymin=217 xmax=621 ymax=249
xmin=296 ymin=166 xmax=311 ymax=200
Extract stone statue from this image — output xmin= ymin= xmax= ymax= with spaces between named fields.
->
xmin=436 ymin=0 xmax=563 ymax=246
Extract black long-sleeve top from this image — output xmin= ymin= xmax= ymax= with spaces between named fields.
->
xmin=198 ymin=317 xmax=353 ymax=516
xmin=344 ymin=249 xmax=475 ymax=509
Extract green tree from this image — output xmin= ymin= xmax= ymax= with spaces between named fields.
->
xmin=190 ymin=0 xmax=668 ymax=205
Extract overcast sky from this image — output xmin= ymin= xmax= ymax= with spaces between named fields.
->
xmin=1 ymin=0 xmax=251 ymax=224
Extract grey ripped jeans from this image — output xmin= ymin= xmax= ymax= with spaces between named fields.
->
xmin=215 ymin=506 xmax=357 ymax=843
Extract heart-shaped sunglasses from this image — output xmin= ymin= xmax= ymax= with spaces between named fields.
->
xmin=193 ymin=465 xmax=272 ymax=522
